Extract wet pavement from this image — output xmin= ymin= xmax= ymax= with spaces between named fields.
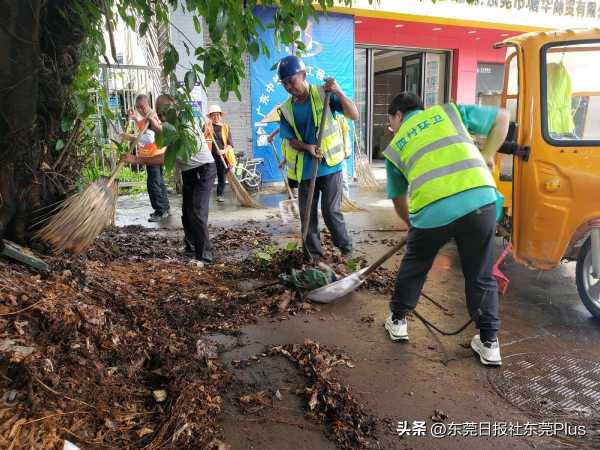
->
xmin=116 ymin=182 xmax=600 ymax=449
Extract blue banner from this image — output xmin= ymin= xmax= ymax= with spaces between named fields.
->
xmin=250 ymin=7 xmax=355 ymax=182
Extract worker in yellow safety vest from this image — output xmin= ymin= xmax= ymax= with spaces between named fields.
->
xmin=277 ymin=55 xmax=358 ymax=258
xmin=382 ymin=92 xmax=509 ymax=367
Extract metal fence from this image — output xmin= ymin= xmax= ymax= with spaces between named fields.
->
xmin=91 ymin=64 xmax=163 ymax=175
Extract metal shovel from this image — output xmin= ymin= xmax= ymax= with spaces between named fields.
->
xmin=270 ymin=141 xmax=300 ymax=223
xmin=307 ymin=236 xmax=407 ymax=303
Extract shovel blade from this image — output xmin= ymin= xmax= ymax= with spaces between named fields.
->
xmin=307 ymin=267 xmax=369 ymax=303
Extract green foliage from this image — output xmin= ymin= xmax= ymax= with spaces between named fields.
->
xmin=345 ymin=258 xmax=361 ymax=273
xmin=285 ymin=241 xmax=299 ymax=251
xmin=65 ymin=0 xmax=374 ymax=178
xmin=252 ymin=244 xmax=277 ymax=267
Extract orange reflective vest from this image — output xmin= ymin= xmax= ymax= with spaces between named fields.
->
xmin=204 ymin=122 xmax=237 ymax=167
xmin=135 ymin=119 xmax=163 ymax=157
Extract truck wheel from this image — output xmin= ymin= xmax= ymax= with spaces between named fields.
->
xmin=575 ymin=238 xmax=600 ymax=318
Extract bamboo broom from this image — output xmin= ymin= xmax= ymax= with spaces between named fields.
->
xmin=340 ymin=192 xmax=366 ymax=213
xmin=352 ymin=125 xmax=382 ymax=190
xmin=36 ymin=122 xmax=149 ymax=254
xmin=207 ymin=126 xmax=263 ymax=209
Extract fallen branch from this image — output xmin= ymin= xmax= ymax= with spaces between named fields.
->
xmin=34 ymin=376 xmax=98 ymax=411
xmin=0 ymin=298 xmax=46 ymax=317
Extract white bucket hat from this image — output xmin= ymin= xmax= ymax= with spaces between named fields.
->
xmin=208 ymin=104 xmax=223 ymax=115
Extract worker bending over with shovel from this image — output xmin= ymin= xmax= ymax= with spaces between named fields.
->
xmin=383 ymin=92 xmax=509 ymax=366
xmin=277 ymin=55 xmax=357 ymax=259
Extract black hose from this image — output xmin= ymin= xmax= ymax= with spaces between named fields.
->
xmin=412 ymin=308 xmax=481 ymax=336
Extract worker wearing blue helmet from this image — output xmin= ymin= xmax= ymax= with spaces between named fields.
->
xmin=277 ymin=55 xmax=358 ymax=258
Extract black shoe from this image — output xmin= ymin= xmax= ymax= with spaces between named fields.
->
xmin=180 ymin=246 xmax=195 ymax=256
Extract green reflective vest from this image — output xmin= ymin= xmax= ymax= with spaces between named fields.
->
xmin=383 ymin=103 xmax=496 ymax=214
xmin=279 ymin=85 xmax=345 ymax=181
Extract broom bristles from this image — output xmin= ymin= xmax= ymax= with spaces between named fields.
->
xmin=36 ymin=179 xmax=118 ymax=255
xmin=354 ymin=153 xmax=382 ymax=190
xmin=341 ymin=193 xmax=367 ymax=213
xmin=225 ymin=171 xmax=264 ymax=209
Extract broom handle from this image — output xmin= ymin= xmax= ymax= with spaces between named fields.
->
xmin=363 ymin=236 xmax=407 ymax=278
xmin=108 ymin=121 xmax=150 ymax=185
xmin=269 ymin=141 xmax=295 ymax=201
xmin=302 ymin=91 xmax=331 ymax=248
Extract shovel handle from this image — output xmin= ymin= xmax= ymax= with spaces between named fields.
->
xmin=302 ymin=91 xmax=332 ymax=249
xmin=362 ymin=235 xmax=407 ymax=278
xmin=270 ymin=141 xmax=295 ymax=201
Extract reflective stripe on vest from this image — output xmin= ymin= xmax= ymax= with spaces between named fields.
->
xmin=279 ymin=85 xmax=345 ymax=173
xmin=281 ymin=138 xmax=302 ymax=181
xmin=383 ymin=103 xmax=495 ymax=213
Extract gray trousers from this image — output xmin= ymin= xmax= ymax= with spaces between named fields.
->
xmin=298 ymin=171 xmax=352 ymax=257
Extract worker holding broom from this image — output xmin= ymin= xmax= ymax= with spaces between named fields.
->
xmin=277 ymin=55 xmax=356 ymax=259
xmin=120 ymin=94 xmax=171 ymax=222
xmin=204 ymin=105 xmax=236 ymax=203
xmin=121 ymin=95 xmax=217 ymax=265
xmin=382 ymin=92 xmax=509 ymax=366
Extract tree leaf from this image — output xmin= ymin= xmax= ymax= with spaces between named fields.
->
xmin=55 ymin=139 xmax=65 ymax=151
xmin=255 ymin=252 xmax=272 ymax=261
xmin=214 ymin=8 xmax=228 ymax=41
xmin=193 ymin=16 xmax=202 ymax=34
xmin=184 ymin=70 xmax=196 ymax=92
xmin=156 ymin=122 xmax=178 ymax=147
xmin=164 ymin=139 xmax=180 ymax=172
xmin=248 ymin=40 xmax=259 ymax=59
xmin=139 ymin=22 xmax=149 ymax=37
xmin=166 ymin=108 xmax=178 ymax=126
xmin=61 ymin=117 xmax=74 ymax=133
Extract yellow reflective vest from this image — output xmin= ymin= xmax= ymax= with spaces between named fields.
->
xmin=547 ymin=62 xmax=575 ymax=135
xmin=383 ymin=103 xmax=496 ymax=214
xmin=279 ymin=85 xmax=345 ymax=181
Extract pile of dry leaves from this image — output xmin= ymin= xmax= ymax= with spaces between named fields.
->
xmin=0 ymin=226 xmax=300 ymax=449
xmin=272 ymin=340 xmax=377 ymax=450
xmin=0 ymin=225 xmax=388 ymax=449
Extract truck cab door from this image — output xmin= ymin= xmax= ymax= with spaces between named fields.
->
xmin=510 ymin=35 xmax=600 ymax=269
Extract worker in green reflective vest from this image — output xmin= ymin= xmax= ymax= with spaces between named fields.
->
xmin=383 ymin=92 xmax=509 ymax=367
xmin=277 ymin=55 xmax=358 ymax=258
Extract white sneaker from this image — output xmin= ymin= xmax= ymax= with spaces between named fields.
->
xmin=470 ymin=335 xmax=502 ymax=366
xmin=384 ymin=315 xmax=409 ymax=341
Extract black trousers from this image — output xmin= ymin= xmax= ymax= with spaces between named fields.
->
xmin=212 ymin=151 xmax=226 ymax=196
xmin=391 ymin=202 xmax=500 ymax=341
xmin=146 ymin=165 xmax=170 ymax=214
xmin=298 ymin=171 xmax=352 ymax=257
xmin=181 ymin=163 xmax=217 ymax=261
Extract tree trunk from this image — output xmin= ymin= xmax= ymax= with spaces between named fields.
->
xmin=0 ymin=0 xmax=86 ymax=245
xmin=0 ymin=0 xmax=41 ymax=243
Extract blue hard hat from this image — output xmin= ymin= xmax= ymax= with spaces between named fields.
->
xmin=277 ymin=55 xmax=306 ymax=81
